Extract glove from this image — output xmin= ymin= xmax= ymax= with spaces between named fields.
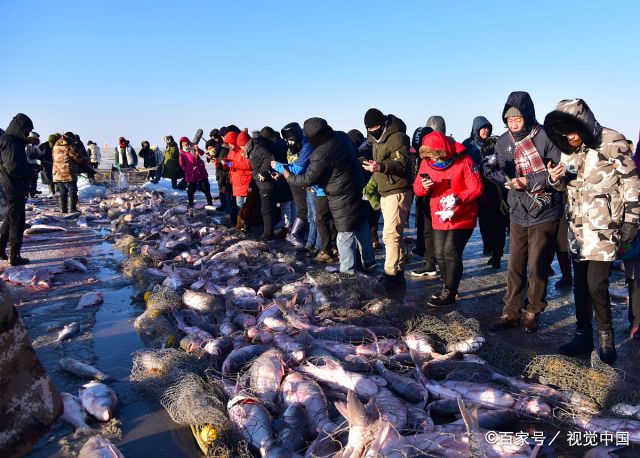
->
xmin=620 ymin=222 xmax=638 ymax=244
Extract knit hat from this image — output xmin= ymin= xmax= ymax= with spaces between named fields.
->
xmin=224 ymin=131 xmax=238 ymax=147
xmin=364 ymin=108 xmax=386 ymax=128
xmin=205 ymin=139 xmax=216 ymax=150
xmin=237 ymin=132 xmax=251 ymax=147
xmin=209 ymin=128 xmax=219 ymax=138
xmin=504 ymin=107 xmax=522 ymax=119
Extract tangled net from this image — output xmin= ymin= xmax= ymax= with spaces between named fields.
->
xmin=407 ymin=311 xmax=481 ymax=346
xmin=130 ymin=348 xmax=209 ymax=398
xmin=524 ymin=353 xmax=635 ymax=409
xmin=114 ymin=234 xmax=136 ymax=253
xmin=476 ymin=336 xmax=534 ymax=377
xmin=146 ymin=286 xmax=182 ymax=313
xmin=121 ymin=255 xmax=155 ymax=283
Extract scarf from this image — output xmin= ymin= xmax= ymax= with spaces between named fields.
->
xmin=430 ymin=155 xmax=456 ymax=170
xmin=510 ymin=123 xmax=551 ymax=210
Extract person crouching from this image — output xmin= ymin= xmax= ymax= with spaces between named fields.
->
xmin=413 ymin=132 xmax=482 ymax=307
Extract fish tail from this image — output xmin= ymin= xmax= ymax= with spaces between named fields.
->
xmin=334 ymin=391 xmax=374 ymax=428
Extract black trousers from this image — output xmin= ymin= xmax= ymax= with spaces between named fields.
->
xmin=503 ymin=220 xmax=559 ymax=318
xmin=628 ymin=281 xmax=640 ymax=329
xmin=187 ymin=180 xmax=213 ymax=206
xmin=572 ymin=260 xmax=613 ymax=332
xmin=433 ymin=228 xmax=473 ymax=294
xmin=0 ymin=195 xmax=26 ymax=254
xmin=56 ymin=181 xmax=78 ymax=211
xmin=259 ymin=186 xmax=277 ymax=237
xmin=415 ymin=197 xmax=437 ymax=264
xmin=315 ymin=195 xmax=336 ymax=252
xmin=478 ymin=206 xmax=508 ymax=261
xmin=290 ymin=185 xmax=308 ymax=222
xmin=368 ymin=207 xmax=381 ymax=243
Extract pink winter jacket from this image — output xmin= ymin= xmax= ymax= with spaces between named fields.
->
xmin=178 ymin=136 xmax=208 ymax=183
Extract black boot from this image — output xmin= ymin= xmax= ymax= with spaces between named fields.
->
xmin=555 ymin=252 xmax=573 ymax=288
xmin=9 ymin=248 xmax=30 ymax=266
xmin=597 ymin=330 xmax=617 ymax=365
xmin=428 ymin=287 xmax=456 ymax=307
xmin=559 ymin=328 xmax=594 ymax=356
xmin=69 ymin=194 xmax=78 ymax=213
xmin=286 ymin=218 xmax=306 ymax=249
xmin=59 ymin=195 xmax=68 ymax=214
xmin=0 ymin=233 xmax=7 ymax=260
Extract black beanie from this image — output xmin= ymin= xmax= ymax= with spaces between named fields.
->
xmin=205 ymin=139 xmax=216 ymax=150
xmin=260 ymin=126 xmax=278 ymax=142
xmin=209 ymin=128 xmax=219 ymax=138
xmin=364 ymin=108 xmax=386 ymax=128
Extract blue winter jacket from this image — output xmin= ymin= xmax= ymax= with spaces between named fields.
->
xmin=273 ymin=138 xmax=325 ymax=197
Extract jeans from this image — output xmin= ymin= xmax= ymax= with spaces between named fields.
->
xmin=433 ymin=229 xmax=474 ymax=294
xmin=573 ymin=260 xmax=613 ymax=332
xmin=336 ymin=218 xmax=376 ymax=274
xmin=503 ymin=220 xmax=559 ymax=318
xmin=187 ymin=179 xmax=213 ymax=206
xmin=277 ymin=201 xmax=296 ymax=229
xmin=306 ymin=192 xmax=322 ymax=249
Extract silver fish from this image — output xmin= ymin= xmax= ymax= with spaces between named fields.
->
xmin=248 ymin=348 xmax=287 ymax=410
xmin=59 ymin=357 xmax=110 ymax=381
xmin=56 ymin=322 xmax=79 ymax=343
xmin=182 ymin=289 xmax=215 ymax=313
xmin=281 ymin=372 xmax=335 ymax=435
xmin=64 ymin=258 xmax=88 ymax=273
xmin=222 ymin=344 xmax=271 ymax=375
xmin=61 ymin=392 xmax=92 ymax=432
xmin=227 ymin=395 xmax=276 ymax=457
xmin=297 ymin=357 xmax=378 ymax=399
xmin=76 ymin=291 xmax=104 ymax=310
xmin=79 ymin=381 xmax=118 ymax=422
xmin=78 ymin=436 xmax=124 ymax=458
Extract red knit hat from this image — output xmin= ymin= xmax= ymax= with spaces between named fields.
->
xmin=237 ymin=131 xmax=251 ymax=147
xmin=223 ymin=131 xmax=238 ymax=147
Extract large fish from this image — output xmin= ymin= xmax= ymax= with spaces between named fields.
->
xmin=369 ymin=387 xmax=407 ymax=432
xmin=333 ymin=391 xmax=379 ymax=458
xmin=182 ymin=289 xmax=215 ymax=313
xmin=76 ymin=291 xmax=104 ymax=310
xmin=248 ymin=348 xmax=287 ymax=410
xmin=227 ymin=395 xmax=277 ymax=457
xmin=60 ymin=392 xmax=92 ymax=433
xmin=55 ymin=321 xmax=79 ymax=343
xmin=64 ymin=258 xmax=89 ymax=273
xmin=281 ymin=372 xmax=335 ymax=435
xmin=78 ymin=436 xmax=124 ymax=458
xmin=221 ymin=344 xmax=271 ymax=375
xmin=373 ymin=360 xmax=426 ymax=404
xmin=24 ymin=224 xmax=67 ymax=234
xmin=79 ymin=381 xmax=118 ymax=422
xmin=59 ymin=357 xmax=110 ymax=381
xmin=276 ymin=403 xmax=307 ymax=454
xmin=297 ymin=357 xmax=378 ymax=399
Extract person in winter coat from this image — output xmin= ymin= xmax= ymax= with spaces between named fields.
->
xmin=162 ymin=135 xmax=180 ymax=188
xmin=138 ymin=140 xmax=157 ymax=180
xmin=414 ymin=132 xmax=482 ymax=306
xmin=284 ymin=118 xmax=376 ymax=276
xmin=462 ymin=116 xmax=499 ymax=263
xmin=410 ymin=124 xmax=437 ymax=277
xmin=261 ymin=126 xmax=294 ymax=237
xmin=545 ymin=98 xmax=640 ymax=364
xmin=25 ymin=132 xmax=43 ymax=197
xmin=363 ymin=108 xmax=413 ymax=289
xmin=53 ymin=132 xmax=90 ymax=214
xmin=249 ymin=131 xmax=278 ymax=240
xmin=87 ymin=140 xmax=101 ymax=169
xmin=462 ymin=116 xmax=492 ymax=168
xmin=178 ymin=137 xmax=213 ymax=207
xmin=113 ymin=137 xmax=137 ymax=170
xmin=477 ymin=136 xmax=509 ymax=268
xmin=208 ymin=128 xmax=233 ymax=213
xmin=224 ymin=131 xmax=253 ymax=230
xmin=150 ymin=144 xmax=163 ymax=183
xmin=0 ymin=113 xmax=35 ymax=265
xmin=39 ymin=133 xmax=59 ymax=195
xmin=484 ymin=91 xmax=563 ymax=334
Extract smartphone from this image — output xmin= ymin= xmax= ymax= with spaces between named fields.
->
xmin=420 ymin=173 xmax=432 ymax=180
xmin=359 ymin=156 xmax=368 ymax=163
xmin=543 ymin=158 xmax=557 ymax=168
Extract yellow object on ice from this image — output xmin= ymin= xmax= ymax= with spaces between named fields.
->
xmin=143 ymin=291 xmax=152 ymax=302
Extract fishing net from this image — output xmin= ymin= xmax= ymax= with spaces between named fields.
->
xmin=523 ymin=353 xmax=637 ymax=409
xmin=130 ymin=348 xmax=210 ymax=398
xmin=114 ymin=234 xmax=136 ymax=253
xmin=425 ymin=360 xmax=496 ymax=383
xmin=475 ymin=336 xmax=534 ymax=377
xmin=407 ymin=311 xmax=481 ymax=346
xmin=121 ymin=255 xmax=155 ymax=283
xmin=133 ymin=312 xmax=177 ymax=349
xmin=161 ymin=373 xmax=233 ymax=456
xmin=146 ymin=286 xmax=182 ymax=313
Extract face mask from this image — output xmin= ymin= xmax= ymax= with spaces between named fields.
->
xmin=369 ymin=126 xmax=383 ymax=141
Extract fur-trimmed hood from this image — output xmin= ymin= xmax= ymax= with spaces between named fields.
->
xmin=543 ymin=98 xmax=604 ymax=153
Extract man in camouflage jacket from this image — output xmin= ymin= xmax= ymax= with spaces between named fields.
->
xmin=53 ymin=131 xmax=90 ymax=213
xmin=545 ymin=98 xmax=640 ymax=364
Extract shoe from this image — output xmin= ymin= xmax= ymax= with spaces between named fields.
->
xmin=315 ymin=251 xmax=335 ymax=263
xmin=362 ymin=261 xmax=378 ymax=274
xmin=558 ymin=328 xmax=594 ymax=356
xmin=521 ymin=312 xmax=539 ymax=333
xmin=305 ymin=246 xmax=319 ymax=257
xmin=488 ymin=315 xmax=521 ymax=332
xmin=411 ymin=262 xmax=437 ymax=277
xmin=395 ymin=271 xmax=406 ymax=289
xmin=0 ymin=251 xmax=7 ymax=261
xmin=488 ymin=258 xmax=501 ymax=269
xmin=205 ymin=205 xmax=216 ymax=211
xmin=10 ymin=255 xmax=30 ymax=266
xmin=379 ymin=273 xmax=397 ymax=289
xmin=286 ymin=218 xmax=306 ymax=248
xmin=597 ymin=330 xmax=617 ymax=365
xmin=428 ymin=288 xmax=456 ymax=307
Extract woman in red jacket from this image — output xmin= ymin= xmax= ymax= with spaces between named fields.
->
xmin=178 ymin=136 xmax=213 ymax=207
xmin=413 ymin=132 xmax=482 ymax=307
xmin=224 ymin=131 xmax=253 ymax=229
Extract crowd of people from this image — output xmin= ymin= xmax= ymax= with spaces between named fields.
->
xmin=2 ymin=90 xmax=639 ymax=365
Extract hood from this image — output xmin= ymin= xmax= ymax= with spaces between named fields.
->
xmin=347 ymin=129 xmax=365 ymax=146
xmin=4 ymin=113 xmax=34 ymax=141
xmin=245 ymin=136 xmax=271 ymax=155
xmin=259 ymin=126 xmax=278 ymax=143
xmin=426 ymin=116 xmax=446 ymax=134
xmin=179 ymin=136 xmax=191 ymax=150
xmin=303 ymin=117 xmax=334 ymax=149
xmin=502 ymin=91 xmax=537 ymax=128
xmin=371 ymin=114 xmax=406 ymax=144
xmin=470 ymin=116 xmax=492 ymax=145
xmin=48 ymin=133 xmax=61 ymax=147
xmin=420 ymin=131 xmax=465 ymax=162
xmin=237 ymin=132 xmax=251 ymax=147
xmin=544 ymin=98 xmax=604 ymax=153
xmin=224 ymin=131 xmax=238 ymax=147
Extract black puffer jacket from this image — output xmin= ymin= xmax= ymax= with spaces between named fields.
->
xmin=483 ymin=92 xmax=563 ymax=227
xmin=0 ymin=114 xmax=34 ymax=200
xmin=248 ymin=136 xmax=276 ymax=190
xmin=287 ymin=118 xmax=367 ymax=232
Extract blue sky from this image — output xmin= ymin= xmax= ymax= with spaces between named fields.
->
xmin=2 ymin=0 xmax=638 ymax=152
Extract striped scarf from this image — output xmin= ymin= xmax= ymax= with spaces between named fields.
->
xmin=511 ymin=124 xmax=551 ymax=210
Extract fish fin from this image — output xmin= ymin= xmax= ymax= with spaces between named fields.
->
xmin=338 ymin=391 xmax=375 ymax=429
xmin=409 ymin=348 xmax=430 ymax=382
xmin=456 ymin=396 xmax=478 ymax=435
